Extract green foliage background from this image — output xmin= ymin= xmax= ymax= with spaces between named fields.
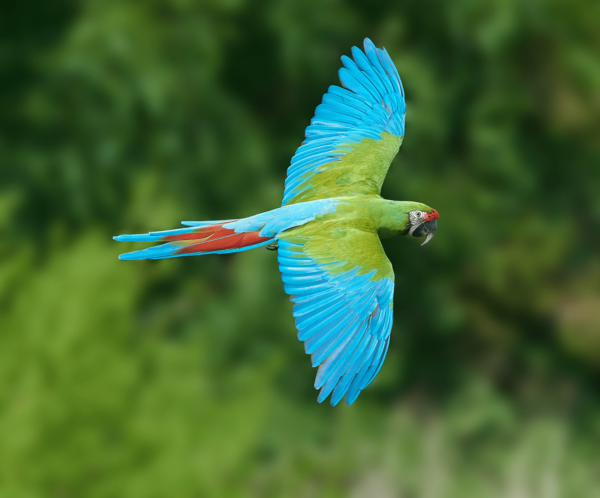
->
xmin=1 ymin=0 xmax=599 ymax=496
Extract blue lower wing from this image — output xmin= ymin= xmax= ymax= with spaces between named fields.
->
xmin=278 ymin=239 xmax=394 ymax=406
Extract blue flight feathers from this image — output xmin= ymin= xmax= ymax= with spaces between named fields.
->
xmin=278 ymin=234 xmax=394 ymax=406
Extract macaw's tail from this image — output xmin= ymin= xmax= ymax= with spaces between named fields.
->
xmin=114 ymin=219 xmax=275 ymax=261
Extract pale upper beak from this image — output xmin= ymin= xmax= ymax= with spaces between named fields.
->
xmin=410 ymin=220 xmax=437 ymax=246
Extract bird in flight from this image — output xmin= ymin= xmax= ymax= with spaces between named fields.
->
xmin=115 ymin=38 xmax=439 ymax=406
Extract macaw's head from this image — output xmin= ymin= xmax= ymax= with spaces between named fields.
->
xmin=408 ymin=208 xmax=439 ymax=245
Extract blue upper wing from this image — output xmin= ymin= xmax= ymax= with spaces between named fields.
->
xmin=282 ymin=38 xmax=406 ymax=206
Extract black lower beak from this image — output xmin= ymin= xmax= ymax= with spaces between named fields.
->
xmin=411 ymin=220 xmax=437 ymax=245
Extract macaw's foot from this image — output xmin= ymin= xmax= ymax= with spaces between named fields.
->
xmin=266 ymin=242 xmax=279 ymax=251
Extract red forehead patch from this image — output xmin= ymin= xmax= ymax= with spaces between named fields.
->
xmin=424 ymin=209 xmax=439 ymax=222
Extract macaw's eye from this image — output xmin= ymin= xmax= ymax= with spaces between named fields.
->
xmin=416 ymin=211 xmax=424 ymax=218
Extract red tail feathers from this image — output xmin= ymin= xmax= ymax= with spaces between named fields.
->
xmin=164 ymin=223 xmax=273 ymax=256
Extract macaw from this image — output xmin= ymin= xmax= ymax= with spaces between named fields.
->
xmin=115 ymin=38 xmax=439 ymax=406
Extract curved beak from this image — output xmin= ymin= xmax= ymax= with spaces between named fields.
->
xmin=411 ymin=220 xmax=437 ymax=246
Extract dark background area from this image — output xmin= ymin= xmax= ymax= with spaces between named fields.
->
xmin=1 ymin=0 xmax=599 ymax=496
